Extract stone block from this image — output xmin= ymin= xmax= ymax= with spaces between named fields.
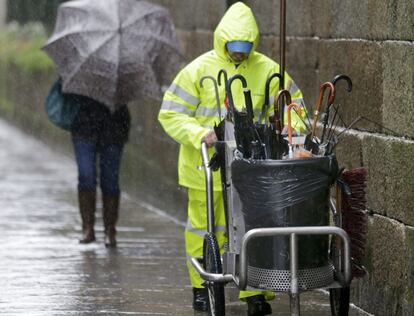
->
xmin=193 ymin=0 xmax=227 ymax=31
xmin=332 ymin=131 xmax=363 ymax=169
xmin=286 ymin=38 xmax=319 ymax=70
xmin=257 ymin=0 xmax=345 ymax=39
xmin=177 ymin=30 xmax=214 ymax=61
xmin=330 ymin=0 xmax=370 ymax=39
xmin=307 ymin=0 xmax=414 ymax=41
xmin=311 ymin=0 xmax=334 ymax=38
xmin=257 ymin=36 xmax=318 ymax=108
xmin=368 ymin=0 xmax=414 ymax=40
xmin=247 ymin=0 xmax=314 ymax=37
xmin=149 ymin=0 xmax=196 ymax=30
xmin=391 ymin=0 xmax=414 ymax=40
xmin=246 ymin=0 xmax=277 ymax=36
xmin=152 ymin=0 xmax=226 ymax=31
xmin=382 ymin=41 xmax=414 ymax=139
xmin=362 ymin=134 xmax=414 ymax=225
xmin=316 ymin=40 xmax=383 ymax=131
xmin=284 ymin=38 xmax=319 ymax=107
xmin=286 ymin=0 xmax=314 ymax=37
xmin=257 ymin=34 xmax=278 ymax=58
xmin=367 ymin=0 xmax=393 ymax=39
xmin=405 ymin=226 xmax=414 ymax=316
xmin=353 ymin=215 xmax=412 ymax=315
xmin=275 ymin=0 xmax=413 ymax=40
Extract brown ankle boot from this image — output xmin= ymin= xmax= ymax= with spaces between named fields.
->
xmin=78 ymin=191 xmax=96 ymax=243
xmin=103 ymin=195 xmax=119 ymax=247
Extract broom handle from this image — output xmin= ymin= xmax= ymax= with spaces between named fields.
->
xmin=280 ymin=0 xmax=286 ymax=89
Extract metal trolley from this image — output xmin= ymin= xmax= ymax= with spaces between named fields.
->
xmin=191 ymin=141 xmax=352 ymax=316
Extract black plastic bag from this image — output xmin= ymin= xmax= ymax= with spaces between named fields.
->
xmin=232 ymin=155 xmax=338 ymax=270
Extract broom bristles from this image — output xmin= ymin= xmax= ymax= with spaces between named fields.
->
xmin=340 ymin=167 xmax=368 ymax=278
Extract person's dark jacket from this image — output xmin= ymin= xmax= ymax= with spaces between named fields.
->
xmin=67 ymin=93 xmax=130 ymax=145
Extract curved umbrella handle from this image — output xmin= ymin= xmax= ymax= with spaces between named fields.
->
xmin=217 ymin=69 xmax=231 ymax=117
xmin=200 ymin=75 xmax=221 ymax=119
xmin=332 ymin=74 xmax=352 ymax=92
xmin=217 ymin=69 xmax=229 ymax=87
xmin=228 ymin=74 xmax=248 ymax=89
xmin=274 ymin=89 xmax=292 ymax=134
xmin=311 ymin=82 xmax=336 ymax=138
xmin=287 ymin=102 xmax=302 ymax=146
xmin=227 ymin=74 xmax=248 ymax=118
xmin=260 ymin=72 xmax=283 ymax=123
xmin=322 ymin=74 xmax=353 ymax=144
xmin=243 ymin=88 xmax=254 ymax=124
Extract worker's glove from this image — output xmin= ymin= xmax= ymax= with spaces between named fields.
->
xmin=208 ymin=142 xmax=225 ymax=171
xmin=202 ymin=130 xmax=218 ymax=148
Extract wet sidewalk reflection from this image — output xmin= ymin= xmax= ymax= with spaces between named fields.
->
xmin=0 ymin=119 xmax=365 ymax=315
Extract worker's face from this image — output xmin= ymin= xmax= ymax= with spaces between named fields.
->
xmin=228 ymin=51 xmax=249 ymax=63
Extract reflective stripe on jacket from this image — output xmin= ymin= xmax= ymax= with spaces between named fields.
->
xmin=158 ymin=2 xmax=306 ymax=190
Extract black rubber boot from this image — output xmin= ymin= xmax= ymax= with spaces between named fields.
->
xmin=78 ymin=190 xmax=96 ymax=244
xmin=193 ymin=287 xmax=209 ymax=311
xmin=103 ymin=195 xmax=119 ymax=248
xmin=246 ymin=295 xmax=272 ymax=316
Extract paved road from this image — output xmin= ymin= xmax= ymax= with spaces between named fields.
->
xmin=0 ymin=119 xmax=367 ymax=316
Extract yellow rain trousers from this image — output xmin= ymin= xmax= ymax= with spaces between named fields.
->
xmin=158 ymin=2 xmax=306 ymax=302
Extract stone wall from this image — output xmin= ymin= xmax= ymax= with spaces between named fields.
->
xmin=0 ymin=1 xmax=413 ymax=315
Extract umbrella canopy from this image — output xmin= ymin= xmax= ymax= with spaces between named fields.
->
xmin=43 ymin=0 xmax=183 ymax=110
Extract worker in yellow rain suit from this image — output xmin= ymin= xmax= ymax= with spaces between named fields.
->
xmin=158 ymin=2 xmax=306 ymax=315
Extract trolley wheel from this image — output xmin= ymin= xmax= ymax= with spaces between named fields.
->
xmin=329 ymin=287 xmax=350 ymax=316
xmin=203 ymin=233 xmax=225 ymax=316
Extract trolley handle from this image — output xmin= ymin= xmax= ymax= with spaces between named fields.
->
xmin=201 ymin=142 xmax=215 ymax=234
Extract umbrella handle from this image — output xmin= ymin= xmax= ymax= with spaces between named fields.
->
xmin=332 ymin=74 xmax=352 ymax=92
xmin=274 ymin=89 xmax=292 ymax=133
xmin=217 ymin=69 xmax=229 ymax=87
xmin=287 ymin=102 xmax=302 ymax=145
xmin=217 ymin=69 xmax=231 ymax=118
xmin=261 ymin=72 xmax=283 ymax=123
xmin=311 ymin=82 xmax=336 ymax=138
xmin=322 ymin=74 xmax=353 ymax=143
xmin=227 ymin=74 xmax=248 ymax=119
xmin=279 ymin=0 xmax=286 ymax=89
xmin=200 ymin=75 xmax=221 ymax=119
xmin=243 ymin=88 xmax=254 ymax=124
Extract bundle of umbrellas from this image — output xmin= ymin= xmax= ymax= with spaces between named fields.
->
xmin=201 ymin=70 xmax=353 ymax=161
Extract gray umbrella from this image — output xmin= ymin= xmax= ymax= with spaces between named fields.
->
xmin=43 ymin=0 xmax=183 ymax=110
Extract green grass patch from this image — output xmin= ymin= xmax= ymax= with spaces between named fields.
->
xmin=0 ymin=22 xmax=54 ymax=74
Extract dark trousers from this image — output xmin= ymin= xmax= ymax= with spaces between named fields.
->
xmin=73 ymin=139 xmax=123 ymax=196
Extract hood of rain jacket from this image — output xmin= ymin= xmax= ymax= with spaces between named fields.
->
xmin=213 ymin=2 xmax=259 ymax=61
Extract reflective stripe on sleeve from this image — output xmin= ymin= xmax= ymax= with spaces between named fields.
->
xmin=161 ymin=100 xmax=195 ymax=115
xmin=200 ymin=123 xmax=214 ymax=129
xmin=168 ymin=83 xmax=199 ymax=106
xmin=195 ymin=105 xmax=220 ymax=117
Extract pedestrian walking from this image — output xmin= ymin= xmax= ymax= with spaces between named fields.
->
xmin=68 ymin=93 xmax=130 ymax=247
xmin=158 ymin=2 xmax=306 ymax=315
xmin=43 ymin=0 xmax=182 ymax=248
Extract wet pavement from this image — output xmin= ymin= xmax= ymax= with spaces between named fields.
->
xmin=0 ymin=118 xmax=368 ymax=316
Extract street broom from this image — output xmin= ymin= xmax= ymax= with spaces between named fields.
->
xmin=340 ymin=167 xmax=368 ymax=278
